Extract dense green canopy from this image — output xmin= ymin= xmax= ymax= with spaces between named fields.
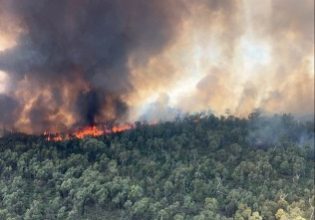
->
xmin=0 ymin=113 xmax=314 ymax=219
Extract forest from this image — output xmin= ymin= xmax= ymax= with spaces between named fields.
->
xmin=0 ymin=112 xmax=314 ymax=220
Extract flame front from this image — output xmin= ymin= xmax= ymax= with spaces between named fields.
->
xmin=111 ymin=124 xmax=134 ymax=133
xmin=74 ymin=125 xmax=104 ymax=139
xmin=44 ymin=123 xmax=134 ymax=141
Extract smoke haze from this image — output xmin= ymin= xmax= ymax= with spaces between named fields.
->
xmin=0 ymin=0 xmax=313 ymax=133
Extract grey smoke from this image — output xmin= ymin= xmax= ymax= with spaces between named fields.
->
xmin=247 ymin=112 xmax=314 ymax=149
xmin=0 ymin=0 xmax=185 ymax=132
xmin=0 ymin=94 xmax=20 ymax=126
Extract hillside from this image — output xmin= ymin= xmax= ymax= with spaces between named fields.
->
xmin=0 ymin=113 xmax=314 ymax=220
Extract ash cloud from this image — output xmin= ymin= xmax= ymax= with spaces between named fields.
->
xmin=0 ymin=94 xmax=20 ymax=127
xmin=0 ymin=0 xmax=185 ymax=133
xmin=139 ymin=93 xmax=183 ymax=122
xmin=163 ymin=0 xmax=314 ymax=118
xmin=0 ymin=0 xmax=313 ymax=133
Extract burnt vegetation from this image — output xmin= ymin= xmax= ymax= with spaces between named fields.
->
xmin=0 ymin=113 xmax=314 ymax=219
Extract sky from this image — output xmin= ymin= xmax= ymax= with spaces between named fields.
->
xmin=0 ymin=0 xmax=314 ymax=133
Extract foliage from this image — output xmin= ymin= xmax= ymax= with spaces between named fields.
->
xmin=0 ymin=113 xmax=314 ymax=219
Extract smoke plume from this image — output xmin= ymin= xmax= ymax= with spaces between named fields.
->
xmin=0 ymin=0 xmax=313 ymax=133
xmin=0 ymin=0 xmax=185 ymax=133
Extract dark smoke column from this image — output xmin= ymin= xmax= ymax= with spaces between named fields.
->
xmin=0 ymin=0 xmax=184 ymax=133
xmin=77 ymin=90 xmax=100 ymax=125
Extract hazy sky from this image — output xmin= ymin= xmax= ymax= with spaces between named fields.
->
xmin=0 ymin=0 xmax=314 ymax=133
xmin=128 ymin=0 xmax=314 ymax=119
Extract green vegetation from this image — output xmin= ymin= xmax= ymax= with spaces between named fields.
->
xmin=0 ymin=113 xmax=314 ymax=219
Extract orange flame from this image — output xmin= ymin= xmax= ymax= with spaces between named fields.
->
xmin=74 ymin=125 xmax=104 ymax=139
xmin=111 ymin=124 xmax=134 ymax=133
xmin=44 ymin=123 xmax=134 ymax=141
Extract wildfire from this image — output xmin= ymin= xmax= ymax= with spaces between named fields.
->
xmin=74 ymin=125 xmax=104 ymax=139
xmin=44 ymin=123 xmax=134 ymax=141
xmin=111 ymin=124 xmax=134 ymax=133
